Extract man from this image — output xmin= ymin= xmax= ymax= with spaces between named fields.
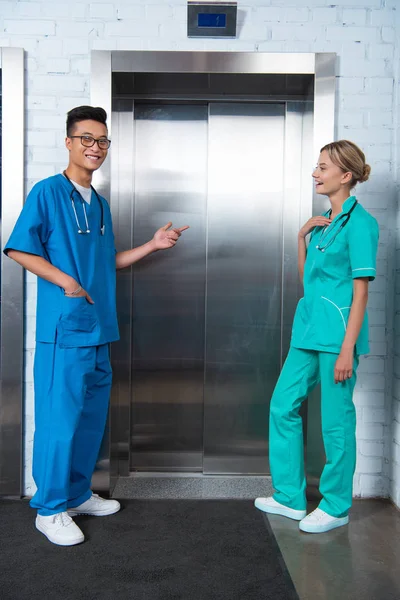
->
xmin=4 ymin=106 xmax=188 ymax=546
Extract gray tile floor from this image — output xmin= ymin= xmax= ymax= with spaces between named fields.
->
xmin=266 ymin=499 xmax=400 ymax=600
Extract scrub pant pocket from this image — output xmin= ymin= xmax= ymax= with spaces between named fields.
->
xmin=269 ymin=347 xmax=358 ymax=517
xmin=30 ymin=342 xmax=112 ymax=516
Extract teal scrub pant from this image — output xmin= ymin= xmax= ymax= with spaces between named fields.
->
xmin=269 ymin=347 xmax=358 ymax=518
xmin=30 ymin=342 xmax=112 ymax=516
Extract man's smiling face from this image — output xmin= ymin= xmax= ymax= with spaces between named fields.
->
xmin=65 ymin=119 xmax=109 ymax=173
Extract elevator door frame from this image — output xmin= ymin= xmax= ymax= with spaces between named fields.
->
xmin=0 ymin=47 xmax=25 ymax=497
xmin=90 ymin=51 xmax=336 ymax=493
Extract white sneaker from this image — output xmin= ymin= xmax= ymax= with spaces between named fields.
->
xmin=299 ymin=508 xmax=349 ymax=533
xmin=36 ymin=512 xmax=85 ymax=546
xmin=254 ymin=497 xmax=306 ymax=521
xmin=67 ymin=493 xmax=121 ymax=517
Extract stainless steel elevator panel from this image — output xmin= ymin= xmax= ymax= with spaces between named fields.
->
xmin=204 ymin=103 xmax=285 ymax=474
xmin=0 ymin=48 xmax=25 ymax=496
xmin=124 ymin=101 xmax=300 ymax=475
xmin=130 ymin=104 xmax=208 ymax=471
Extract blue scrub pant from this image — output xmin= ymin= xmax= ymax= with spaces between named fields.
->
xmin=30 ymin=342 xmax=112 ymax=516
xmin=269 ymin=347 xmax=358 ymax=518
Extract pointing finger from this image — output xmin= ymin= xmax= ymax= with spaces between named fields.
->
xmin=161 ymin=221 xmax=173 ymax=231
xmin=177 ymin=225 xmax=190 ymax=232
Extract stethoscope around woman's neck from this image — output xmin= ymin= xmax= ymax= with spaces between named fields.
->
xmin=63 ymin=170 xmax=105 ymax=235
xmin=316 ymin=198 xmax=358 ymax=252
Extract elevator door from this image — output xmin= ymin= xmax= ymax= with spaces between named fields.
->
xmin=131 ymin=104 xmax=208 ymax=472
xmin=124 ymin=102 xmax=287 ymax=475
xmin=204 ymin=103 xmax=284 ymax=474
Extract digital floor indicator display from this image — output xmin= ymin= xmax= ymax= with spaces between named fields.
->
xmin=187 ymin=2 xmax=237 ymax=38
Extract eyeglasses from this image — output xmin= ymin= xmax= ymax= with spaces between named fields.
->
xmin=69 ymin=135 xmax=111 ymax=150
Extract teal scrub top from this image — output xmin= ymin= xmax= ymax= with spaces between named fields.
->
xmin=4 ymin=174 xmax=120 ymax=347
xmin=291 ymin=196 xmax=379 ymax=356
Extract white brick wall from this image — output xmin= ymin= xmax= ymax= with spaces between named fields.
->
xmin=392 ymin=3 xmax=400 ymax=510
xmin=0 ymin=0 xmax=398 ymax=505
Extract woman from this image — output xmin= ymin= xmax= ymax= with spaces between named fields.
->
xmin=255 ymin=140 xmax=379 ymax=534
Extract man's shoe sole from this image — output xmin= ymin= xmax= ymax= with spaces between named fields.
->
xmin=35 ymin=520 xmax=85 ymax=546
xmin=67 ymin=504 xmax=121 ymax=517
xmin=299 ymin=515 xmax=349 ymax=533
xmin=254 ymin=499 xmax=306 ymax=521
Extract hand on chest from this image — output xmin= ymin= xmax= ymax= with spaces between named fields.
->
xmin=308 ymin=225 xmax=350 ymax=279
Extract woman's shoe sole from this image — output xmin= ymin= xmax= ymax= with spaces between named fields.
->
xmin=299 ymin=515 xmax=349 ymax=533
xmin=254 ymin=499 xmax=306 ymax=521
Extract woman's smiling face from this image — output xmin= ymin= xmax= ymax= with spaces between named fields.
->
xmin=312 ymin=150 xmax=352 ymax=196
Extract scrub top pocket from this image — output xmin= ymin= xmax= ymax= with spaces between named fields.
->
xmin=320 ymin=296 xmax=351 ymax=336
xmin=291 ymin=295 xmax=351 ymax=353
xmin=57 ymin=296 xmax=100 ymax=348
xmin=99 ymin=234 xmax=115 ymax=251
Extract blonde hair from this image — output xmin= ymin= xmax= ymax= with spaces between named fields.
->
xmin=320 ymin=140 xmax=371 ymax=186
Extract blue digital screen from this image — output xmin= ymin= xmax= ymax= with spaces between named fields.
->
xmin=198 ymin=13 xmax=227 ymax=28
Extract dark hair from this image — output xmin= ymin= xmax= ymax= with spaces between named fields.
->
xmin=66 ymin=106 xmax=107 ymax=137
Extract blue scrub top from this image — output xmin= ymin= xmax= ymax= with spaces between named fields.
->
xmin=4 ymin=174 xmax=120 ymax=347
xmin=291 ymin=196 xmax=379 ymax=356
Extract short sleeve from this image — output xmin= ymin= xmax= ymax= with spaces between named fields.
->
xmin=348 ymin=216 xmax=379 ymax=281
xmin=3 ymin=182 xmax=54 ymax=259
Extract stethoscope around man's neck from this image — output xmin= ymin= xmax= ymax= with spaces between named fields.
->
xmin=63 ymin=171 xmax=105 ymax=235
xmin=316 ymin=198 xmax=358 ymax=252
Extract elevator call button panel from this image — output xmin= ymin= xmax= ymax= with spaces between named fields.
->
xmin=188 ymin=1 xmax=237 ymax=38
